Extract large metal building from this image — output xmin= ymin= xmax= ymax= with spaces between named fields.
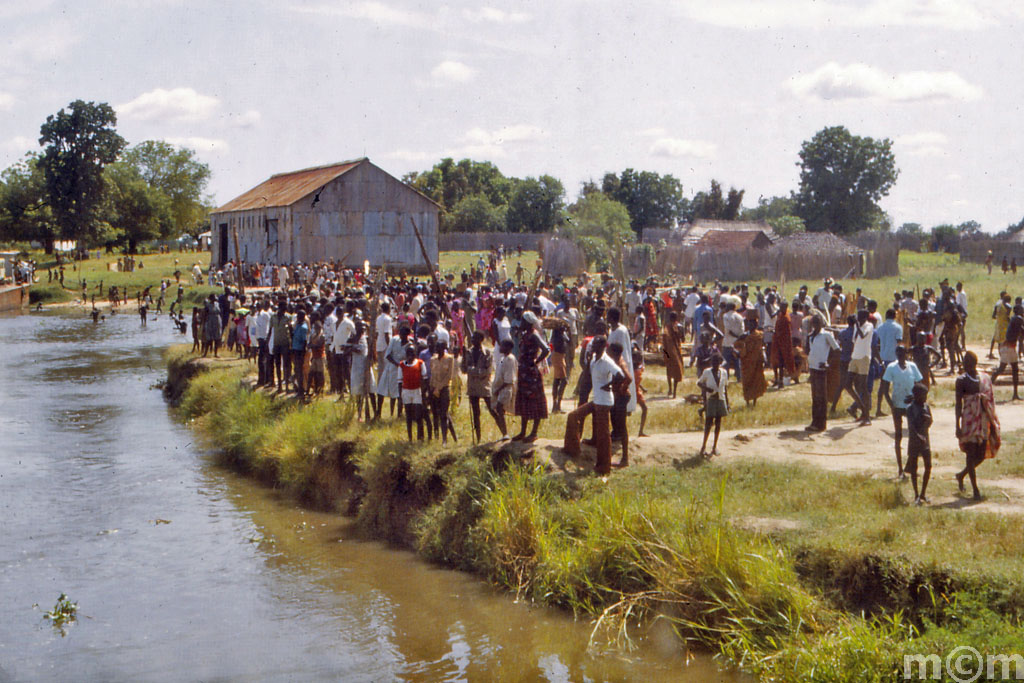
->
xmin=209 ymin=158 xmax=440 ymax=270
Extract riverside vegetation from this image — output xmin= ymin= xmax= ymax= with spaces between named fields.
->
xmin=12 ymin=248 xmax=218 ymax=307
xmin=167 ymin=340 xmax=1024 ymax=682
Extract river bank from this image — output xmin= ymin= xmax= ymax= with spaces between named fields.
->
xmin=3 ymin=311 xmax=713 ymax=681
xmin=166 ymin=348 xmax=1024 ymax=681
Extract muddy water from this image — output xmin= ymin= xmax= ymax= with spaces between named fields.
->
xmin=0 ymin=312 xmax=741 ymax=681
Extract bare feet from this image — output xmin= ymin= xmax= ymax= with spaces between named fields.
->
xmin=956 ymin=472 xmax=966 ymax=492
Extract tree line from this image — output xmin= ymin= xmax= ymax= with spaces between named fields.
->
xmin=403 ymin=125 xmax=904 ymax=239
xmin=0 ymin=100 xmax=213 ymax=254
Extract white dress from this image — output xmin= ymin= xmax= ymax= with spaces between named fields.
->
xmin=349 ymin=336 xmax=375 ymax=396
xmin=375 ymin=335 xmax=403 ymax=398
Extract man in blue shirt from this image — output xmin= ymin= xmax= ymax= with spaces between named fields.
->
xmin=290 ymin=309 xmax=309 ymax=398
xmin=830 ymin=316 xmax=858 ymax=415
xmin=882 ymin=345 xmax=923 ymax=478
xmin=874 ymin=309 xmax=904 ymax=416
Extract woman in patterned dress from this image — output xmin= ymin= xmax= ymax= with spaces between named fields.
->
xmin=512 ymin=312 xmax=550 ymax=442
xmin=955 ymin=351 xmax=1001 ymax=500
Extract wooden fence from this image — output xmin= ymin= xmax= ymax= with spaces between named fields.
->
xmin=844 ymin=232 xmax=900 ymax=279
xmin=960 ymin=239 xmax=1024 ymax=264
xmin=438 ymin=232 xmax=542 ymax=252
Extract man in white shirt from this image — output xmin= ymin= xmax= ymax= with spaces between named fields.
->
xmin=375 ymin=303 xmax=393 ymax=380
xmin=848 ymin=310 xmax=875 ymax=424
xmin=495 ymin=307 xmax=512 ymax=345
xmin=322 ymin=304 xmax=339 ymax=393
xmin=332 ymin=305 xmax=356 ymax=394
xmin=491 ymin=338 xmax=517 ymax=439
xmin=255 ymin=300 xmax=272 ymax=386
xmin=721 ymin=301 xmax=745 ymax=383
xmin=606 ymin=307 xmax=636 ymax=415
xmin=806 ymin=315 xmax=840 ymax=432
xmin=684 ymin=286 xmax=701 ymax=338
xmin=563 ymin=336 xmax=621 ymax=476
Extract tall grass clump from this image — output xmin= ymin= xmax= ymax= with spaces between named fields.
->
xmin=256 ymin=400 xmax=355 ymax=491
xmin=470 ymin=463 xmax=568 ymax=597
xmin=203 ymin=388 xmax=279 ymax=466
xmin=413 ymin=453 xmax=493 ymax=570
xmin=177 ymin=366 xmax=247 ymax=421
xmin=355 ymin=438 xmax=450 ymax=545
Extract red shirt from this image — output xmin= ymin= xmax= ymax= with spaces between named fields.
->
xmin=400 ymin=359 xmax=424 ymax=390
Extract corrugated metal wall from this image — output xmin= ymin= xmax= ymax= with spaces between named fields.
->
xmin=209 ymin=161 xmax=438 ymax=270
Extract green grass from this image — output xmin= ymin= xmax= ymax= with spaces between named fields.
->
xmin=9 ymin=247 xmax=215 ymax=306
xmin=742 ymin=251 xmax=1012 ymax=347
xmin=163 ymin=257 xmax=1024 ymax=680
xmin=438 ymin=250 xmax=540 ymax=280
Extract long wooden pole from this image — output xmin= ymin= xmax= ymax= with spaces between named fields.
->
xmin=231 ymin=225 xmax=245 ymax=297
xmin=364 ymin=265 xmax=387 ymax=390
xmin=409 ymin=215 xmax=473 ymax=340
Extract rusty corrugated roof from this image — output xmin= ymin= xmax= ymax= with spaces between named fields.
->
xmin=214 ymin=158 xmax=367 ymax=213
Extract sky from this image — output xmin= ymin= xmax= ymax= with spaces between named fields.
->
xmin=1 ymin=0 xmax=1022 ymax=232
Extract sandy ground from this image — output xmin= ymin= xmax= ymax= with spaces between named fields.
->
xmin=523 ymin=395 xmax=1024 ymax=515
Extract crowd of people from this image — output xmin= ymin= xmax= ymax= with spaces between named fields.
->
xmin=177 ymin=254 xmax=1013 ymax=500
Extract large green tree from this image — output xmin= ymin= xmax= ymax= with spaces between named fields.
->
xmin=601 ymin=169 xmax=686 ymax=236
xmin=506 ymin=175 xmax=564 ymax=233
xmin=563 ymin=193 xmax=634 ymax=268
xmin=687 ymin=179 xmax=744 ymax=221
xmin=403 ymin=158 xmax=513 ymax=231
xmin=794 ymin=125 xmax=898 ymax=234
xmin=121 ymin=140 xmax=212 ymax=238
xmin=102 ymin=162 xmax=173 ymax=253
xmin=741 ymin=195 xmax=804 ymax=236
xmin=0 ymin=154 xmax=59 ymax=252
xmin=448 ymin=193 xmax=507 ymax=233
xmin=38 ymin=100 xmax=127 ymax=246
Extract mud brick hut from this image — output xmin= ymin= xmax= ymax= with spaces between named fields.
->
xmin=209 ymin=158 xmax=440 ymax=271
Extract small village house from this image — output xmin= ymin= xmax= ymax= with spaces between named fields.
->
xmin=209 ymin=158 xmax=440 ymax=271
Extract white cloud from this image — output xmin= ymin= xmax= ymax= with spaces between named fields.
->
xmin=0 ymin=0 xmax=55 ymax=18
xmin=638 ymin=127 xmax=668 ymax=137
xmin=896 ymin=131 xmax=950 ymax=156
xmin=226 ymin=109 xmax=261 ymax=128
xmin=463 ymin=7 xmax=530 ymax=24
xmin=2 ymin=21 xmax=78 ymax=63
xmin=162 ymin=136 xmax=229 ymax=154
xmin=674 ymin=0 xmax=1022 ymax=31
xmin=381 ymin=148 xmax=434 ymax=163
xmin=117 ymin=87 xmax=221 ymax=123
xmin=0 ymin=91 xmax=14 ymax=111
xmin=3 ymin=135 xmax=34 ymax=154
xmin=430 ymin=60 xmax=477 ymax=84
xmin=290 ymin=1 xmax=434 ymax=28
xmin=649 ymin=137 xmax=717 ymax=159
xmin=786 ymin=62 xmax=983 ymax=103
xmin=446 ymin=124 xmax=548 ymax=158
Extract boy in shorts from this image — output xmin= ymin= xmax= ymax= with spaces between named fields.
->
xmin=906 ymin=383 xmax=932 ymax=505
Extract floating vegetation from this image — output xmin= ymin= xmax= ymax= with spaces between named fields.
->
xmin=42 ymin=593 xmax=78 ymax=635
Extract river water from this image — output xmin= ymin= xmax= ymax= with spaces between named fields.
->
xmin=0 ymin=312 xmax=737 ymax=682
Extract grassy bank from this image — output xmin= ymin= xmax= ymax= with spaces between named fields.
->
xmin=166 ymin=349 xmax=1024 ymax=681
xmin=11 ymin=248 xmax=216 ymax=306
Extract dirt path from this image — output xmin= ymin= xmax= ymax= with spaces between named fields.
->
xmin=529 ymin=399 xmax=1024 ymax=515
